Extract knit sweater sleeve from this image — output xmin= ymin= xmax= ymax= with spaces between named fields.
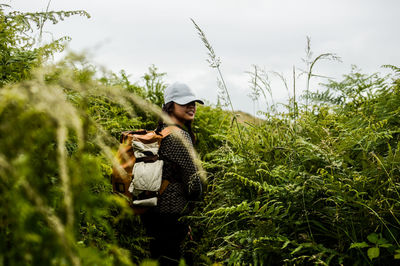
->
xmin=160 ymin=129 xmax=202 ymax=200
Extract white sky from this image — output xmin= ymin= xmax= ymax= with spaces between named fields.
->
xmin=10 ymin=0 xmax=400 ymax=115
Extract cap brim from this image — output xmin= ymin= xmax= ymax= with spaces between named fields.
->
xmin=195 ymin=99 xmax=204 ymax=105
xmin=174 ymin=96 xmax=204 ymax=105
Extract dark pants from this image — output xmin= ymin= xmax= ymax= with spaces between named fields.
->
xmin=141 ymin=212 xmax=188 ymax=266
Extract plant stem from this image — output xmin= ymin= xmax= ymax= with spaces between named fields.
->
xmin=216 ymin=67 xmax=245 ymax=148
xmin=293 ymin=65 xmax=297 ymax=118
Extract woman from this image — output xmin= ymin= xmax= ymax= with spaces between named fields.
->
xmin=141 ymin=82 xmax=203 ymax=265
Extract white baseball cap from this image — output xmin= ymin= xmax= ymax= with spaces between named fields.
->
xmin=164 ymin=82 xmax=204 ymax=105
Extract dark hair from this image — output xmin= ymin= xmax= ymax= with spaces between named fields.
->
xmin=155 ymin=102 xmax=196 ymax=144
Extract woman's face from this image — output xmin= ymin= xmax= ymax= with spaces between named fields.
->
xmin=171 ymin=101 xmax=196 ymax=124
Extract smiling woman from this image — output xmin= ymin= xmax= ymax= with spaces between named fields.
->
xmin=164 ymin=82 xmax=204 ymax=127
xmin=141 ymin=82 xmax=204 ymax=265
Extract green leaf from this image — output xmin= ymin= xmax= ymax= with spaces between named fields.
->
xmin=394 ymin=250 xmax=400 ymax=260
xmin=376 ymin=237 xmax=388 ymax=245
xmin=367 ymin=247 xmax=380 ymax=260
xmin=350 ymin=242 xmax=369 ymax=249
xmin=291 ymin=245 xmax=303 ymax=255
xmin=379 ymin=243 xmax=392 ymax=248
xmin=367 ymin=233 xmax=379 ymax=244
xmin=282 ymin=240 xmax=291 ymax=249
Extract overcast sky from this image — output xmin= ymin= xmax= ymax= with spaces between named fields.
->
xmin=11 ymin=0 xmax=400 ymax=115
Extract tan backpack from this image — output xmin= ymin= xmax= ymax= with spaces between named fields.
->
xmin=111 ymin=126 xmax=177 ymax=213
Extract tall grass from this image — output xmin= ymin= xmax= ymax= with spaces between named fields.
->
xmin=191 ymin=19 xmax=246 ymax=151
xmin=188 ymin=65 xmax=400 ymax=265
xmin=188 ymin=19 xmax=400 ymax=265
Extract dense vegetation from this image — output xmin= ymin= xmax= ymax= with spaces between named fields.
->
xmin=1 ymin=4 xmax=399 ymax=265
xmin=189 ymin=66 xmax=400 ymax=265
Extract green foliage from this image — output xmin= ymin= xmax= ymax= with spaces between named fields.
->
xmin=0 ymin=45 xmax=187 ymax=265
xmin=193 ymin=104 xmax=230 ymax=158
xmin=142 ymin=65 xmax=167 ymax=107
xmin=351 ymin=233 xmax=398 ymax=261
xmin=187 ymin=68 xmax=400 ymax=265
xmin=0 ymin=63 xmax=142 ymax=265
xmin=0 ymin=4 xmax=89 ymax=87
xmin=0 ymin=8 xmax=174 ymax=264
xmin=309 ymin=65 xmax=389 ymax=107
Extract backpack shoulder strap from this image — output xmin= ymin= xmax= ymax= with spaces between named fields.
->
xmin=159 ymin=179 xmax=170 ymax=195
xmin=159 ymin=125 xmax=180 ymax=138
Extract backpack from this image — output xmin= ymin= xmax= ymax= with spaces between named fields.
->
xmin=111 ymin=126 xmax=177 ymax=213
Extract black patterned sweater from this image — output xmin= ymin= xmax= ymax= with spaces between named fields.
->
xmin=155 ymin=124 xmax=203 ymax=214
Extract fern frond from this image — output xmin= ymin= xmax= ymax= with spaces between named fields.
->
xmin=206 ymin=201 xmax=250 ymax=216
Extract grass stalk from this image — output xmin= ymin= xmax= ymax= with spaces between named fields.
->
xmin=357 ymin=201 xmax=400 ymax=246
xmin=190 ymin=18 xmax=245 ymax=151
xmin=293 ymin=65 xmax=297 ymax=118
xmin=302 ymin=37 xmax=341 ymax=114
